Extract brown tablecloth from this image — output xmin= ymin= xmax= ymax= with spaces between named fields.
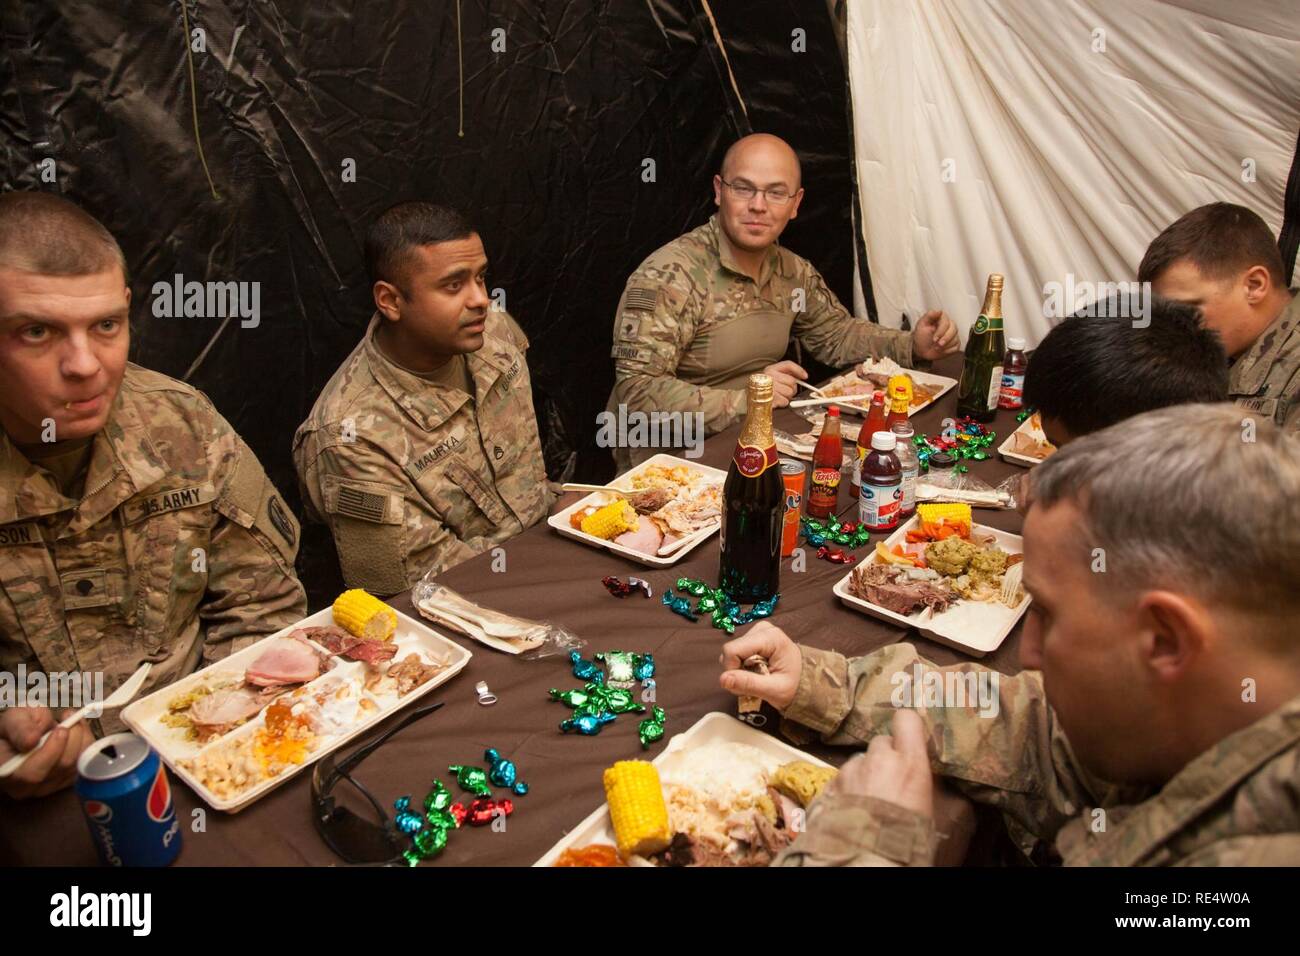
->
xmin=0 ymin=354 xmax=1031 ymax=866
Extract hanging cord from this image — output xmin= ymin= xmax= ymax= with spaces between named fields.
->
xmin=180 ymin=0 xmax=220 ymax=200
xmin=457 ymin=0 xmax=465 ymax=137
xmin=698 ymin=0 xmax=748 ymax=123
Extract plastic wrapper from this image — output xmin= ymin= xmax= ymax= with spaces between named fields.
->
xmin=411 ymin=579 xmax=584 ymax=660
xmin=915 ymin=468 xmax=1016 ymax=510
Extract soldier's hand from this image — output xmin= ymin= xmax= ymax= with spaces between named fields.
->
xmin=718 ymin=621 xmax=802 ymax=711
xmin=830 ymin=709 xmax=934 ymax=820
xmin=0 ymin=706 xmax=94 ymax=800
xmin=912 ymin=310 xmax=961 ymax=361
xmin=762 ymin=361 xmax=808 ymax=408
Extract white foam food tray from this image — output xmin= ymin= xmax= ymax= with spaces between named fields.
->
xmin=533 ymin=711 xmax=833 ymax=866
xmin=812 ymin=366 xmax=957 ymax=418
xmin=997 ymin=414 xmax=1057 ymax=468
xmin=832 ymin=515 xmax=1030 ymax=657
xmin=547 ymin=453 xmax=727 ymax=567
xmin=122 ymin=607 xmax=471 ymax=812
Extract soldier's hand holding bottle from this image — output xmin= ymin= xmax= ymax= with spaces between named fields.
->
xmin=0 ymin=706 xmax=94 ymax=799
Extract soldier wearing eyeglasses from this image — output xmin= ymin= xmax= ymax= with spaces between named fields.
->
xmin=606 ymin=133 xmax=960 ymax=469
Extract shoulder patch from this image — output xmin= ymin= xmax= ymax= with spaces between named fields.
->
xmin=267 ymin=495 xmax=296 ymax=546
xmin=624 ymin=286 xmax=658 ymax=312
xmin=323 ymin=475 xmax=404 ymax=526
xmin=216 ymin=440 xmax=300 ymax=564
xmin=618 ymin=314 xmax=646 ymax=342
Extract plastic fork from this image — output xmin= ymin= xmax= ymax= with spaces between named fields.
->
xmin=1001 ymin=562 xmax=1025 ymax=607
xmin=0 ymin=662 xmax=151 ymax=779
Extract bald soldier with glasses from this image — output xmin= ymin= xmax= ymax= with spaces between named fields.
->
xmin=606 ymin=133 xmax=959 ymax=468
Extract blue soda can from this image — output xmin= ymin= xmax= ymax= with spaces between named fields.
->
xmin=75 ymin=733 xmax=182 ymax=867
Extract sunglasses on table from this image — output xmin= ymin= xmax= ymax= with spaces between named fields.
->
xmin=310 ymin=699 xmax=444 ymax=865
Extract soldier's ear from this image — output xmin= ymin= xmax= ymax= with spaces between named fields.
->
xmin=373 ymin=280 xmax=402 ymax=321
xmin=788 ymin=187 xmax=805 ymax=221
xmin=1241 ymin=264 xmax=1272 ymax=304
xmin=712 ymin=174 xmax=723 ymax=208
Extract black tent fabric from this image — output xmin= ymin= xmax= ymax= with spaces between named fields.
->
xmin=1 ymin=0 xmax=856 ymax=601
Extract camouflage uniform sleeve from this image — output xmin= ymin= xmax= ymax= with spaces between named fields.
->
xmin=772 ymin=792 xmax=939 ymax=867
xmin=1175 ymin=834 xmax=1300 ymax=865
xmin=500 ymin=311 xmax=530 ymax=351
xmin=777 ymin=643 xmax=1108 ymax=854
xmin=609 ymin=269 xmax=749 ymax=435
xmin=298 ymin=436 xmax=479 ymax=596
xmin=1280 ymin=375 xmax=1300 ymax=435
xmin=792 ymin=262 xmax=915 ymax=368
xmin=201 ymin=433 xmax=308 ymax=660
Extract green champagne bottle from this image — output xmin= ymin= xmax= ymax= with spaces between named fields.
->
xmin=956 ymin=274 xmax=1006 ymax=422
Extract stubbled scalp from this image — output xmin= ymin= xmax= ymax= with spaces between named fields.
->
xmin=0 ymin=191 xmax=127 ymax=284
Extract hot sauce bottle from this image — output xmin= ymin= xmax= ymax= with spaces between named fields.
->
xmin=806 ymin=405 xmax=843 ymax=519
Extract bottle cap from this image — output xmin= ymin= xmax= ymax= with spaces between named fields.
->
xmin=827 ymin=405 xmax=840 ymax=417
xmin=747 ymin=373 xmax=774 ymax=402
xmin=1008 ymin=337 xmax=1026 ymax=350
xmin=870 ymin=432 xmax=897 ymax=452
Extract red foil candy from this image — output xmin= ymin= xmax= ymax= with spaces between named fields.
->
xmin=816 ymin=545 xmax=855 ymax=565
xmin=449 ymin=803 xmax=468 ymax=827
xmin=466 ymin=797 xmax=514 ymax=827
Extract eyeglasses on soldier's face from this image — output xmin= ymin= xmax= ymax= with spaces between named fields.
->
xmin=719 ymin=179 xmax=797 ymax=206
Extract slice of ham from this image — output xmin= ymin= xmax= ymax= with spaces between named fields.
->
xmin=613 ymin=520 xmax=664 ymax=555
xmin=296 ymin=625 xmax=398 ymax=665
xmin=245 ymin=635 xmax=330 ymax=687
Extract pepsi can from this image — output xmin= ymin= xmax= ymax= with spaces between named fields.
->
xmin=76 ymin=733 xmax=181 ymax=867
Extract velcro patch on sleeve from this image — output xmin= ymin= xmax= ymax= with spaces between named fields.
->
xmin=623 ymin=285 xmax=658 ymax=312
xmin=216 ymin=440 xmax=301 ymax=563
xmin=323 ymin=475 xmax=404 ymax=526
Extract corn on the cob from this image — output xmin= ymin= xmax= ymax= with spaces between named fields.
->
xmin=603 ymin=760 xmax=671 ymax=859
xmin=580 ymin=499 xmax=638 ymax=540
xmin=332 ymin=589 xmax=397 ymax=641
xmin=917 ymin=502 xmax=971 ymax=536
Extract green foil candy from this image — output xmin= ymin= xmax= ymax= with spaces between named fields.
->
xmin=639 ymin=706 xmax=667 ymax=749
xmin=448 ymin=764 xmax=492 ymax=797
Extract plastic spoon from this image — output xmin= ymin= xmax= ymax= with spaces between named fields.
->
xmin=0 ymin=662 xmax=152 ymax=779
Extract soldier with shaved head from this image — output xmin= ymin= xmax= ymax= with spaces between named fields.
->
xmin=0 ymin=192 xmax=306 ymax=799
xmin=720 ymin=405 xmax=1300 ymax=866
xmin=607 ymin=133 xmax=960 ymax=468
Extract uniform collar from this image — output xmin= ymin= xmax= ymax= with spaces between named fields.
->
xmin=0 ymin=367 xmax=170 ymax=530
xmin=362 ymin=313 xmax=516 ymax=432
xmin=1230 ymin=289 xmax=1300 ymax=395
xmin=708 ymin=214 xmax=780 ymax=289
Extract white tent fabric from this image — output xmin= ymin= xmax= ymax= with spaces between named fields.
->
xmin=846 ymin=0 xmax=1300 ymax=344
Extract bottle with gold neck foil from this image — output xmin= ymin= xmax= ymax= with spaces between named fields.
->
xmin=956 ymin=273 xmax=1007 ymax=422
xmin=720 ymin=374 xmax=782 ymax=602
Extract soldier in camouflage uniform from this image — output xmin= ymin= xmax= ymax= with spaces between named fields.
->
xmin=1140 ymin=202 xmax=1299 ymax=433
xmin=608 ymin=133 xmax=960 ymax=469
xmin=722 ymin=404 xmax=1300 ymax=865
xmin=0 ymin=193 xmax=306 ymax=798
xmin=294 ymin=202 xmax=554 ymax=596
